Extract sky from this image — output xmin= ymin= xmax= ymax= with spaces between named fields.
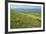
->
xmin=10 ymin=5 xmax=41 ymax=9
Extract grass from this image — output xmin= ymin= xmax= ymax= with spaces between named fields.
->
xmin=10 ymin=11 xmax=41 ymax=29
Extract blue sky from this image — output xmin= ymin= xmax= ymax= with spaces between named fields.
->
xmin=10 ymin=5 xmax=41 ymax=9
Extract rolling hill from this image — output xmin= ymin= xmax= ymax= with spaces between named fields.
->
xmin=10 ymin=11 xmax=41 ymax=29
xmin=10 ymin=5 xmax=41 ymax=29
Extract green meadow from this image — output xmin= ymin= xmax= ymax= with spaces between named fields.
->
xmin=10 ymin=10 xmax=41 ymax=29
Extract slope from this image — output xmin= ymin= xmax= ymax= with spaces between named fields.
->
xmin=10 ymin=12 xmax=41 ymax=29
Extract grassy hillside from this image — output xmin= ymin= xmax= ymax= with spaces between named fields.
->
xmin=10 ymin=11 xmax=41 ymax=29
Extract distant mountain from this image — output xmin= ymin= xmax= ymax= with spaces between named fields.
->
xmin=10 ymin=5 xmax=41 ymax=14
xmin=11 ymin=7 xmax=41 ymax=14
